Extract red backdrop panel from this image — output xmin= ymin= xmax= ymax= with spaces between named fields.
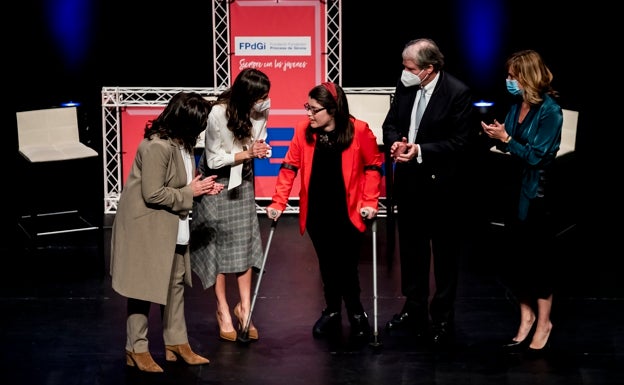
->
xmin=230 ymin=1 xmax=325 ymax=197
xmin=121 ymin=107 xmax=162 ymax=183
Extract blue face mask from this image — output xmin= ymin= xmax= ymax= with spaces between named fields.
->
xmin=506 ymin=79 xmax=522 ymax=96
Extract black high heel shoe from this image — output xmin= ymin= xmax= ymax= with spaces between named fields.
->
xmin=525 ymin=342 xmax=551 ymax=359
xmin=525 ymin=327 xmax=552 ymax=358
xmin=502 ymin=337 xmax=530 ymax=349
xmin=501 ymin=321 xmax=536 ymax=352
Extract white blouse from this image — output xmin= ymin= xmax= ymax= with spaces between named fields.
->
xmin=202 ymin=103 xmax=269 ymax=189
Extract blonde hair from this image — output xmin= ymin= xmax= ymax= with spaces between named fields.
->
xmin=506 ymin=50 xmax=558 ymax=105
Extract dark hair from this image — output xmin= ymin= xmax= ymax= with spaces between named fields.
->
xmin=144 ymin=91 xmax=212 ymax=153
xmin=304 ymin=82 xmax=354 ymax=151
xmin=217 ymin=68 xmax=271 ymax=141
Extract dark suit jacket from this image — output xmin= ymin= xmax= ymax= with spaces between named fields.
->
xmin=382 ymin=71 xmax=474 ymax=204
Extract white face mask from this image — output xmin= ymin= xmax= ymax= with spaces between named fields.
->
xmin=253 ymin=98 xmax=271 ymax=112
xmin=401 ymin=69 xmax=424 ymax=87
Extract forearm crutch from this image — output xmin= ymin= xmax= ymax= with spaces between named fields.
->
xmin=238 ymin=219 xmax=278 ymax=345
xmin=362 ymin=210 xmax=382 ymax=350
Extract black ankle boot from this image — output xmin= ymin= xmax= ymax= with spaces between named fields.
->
xmin=312 ymin=309 xmax=341 ymax=338
xmin=349 ymin=312 xmax=370 ymax=340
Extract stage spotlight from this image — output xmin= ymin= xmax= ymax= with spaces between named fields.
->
xmin=61 ymin=101 xmax=81 ymax=107
xmin=473 ymin=100 xmax=494 ymax=114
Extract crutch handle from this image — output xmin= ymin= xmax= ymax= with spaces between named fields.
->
xmin=361 ymin=210 xmax=377 ymax=231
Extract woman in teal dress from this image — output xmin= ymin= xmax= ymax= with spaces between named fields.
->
xmin=481 ymin=50 xmax=563 ymax=355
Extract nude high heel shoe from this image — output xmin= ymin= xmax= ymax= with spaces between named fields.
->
xmin=165 ymin=343 xmax=210 ymax=365
xmin=216 ymin=311 xmax=237 ymax=341
xmin=125 ymin=350 xmax=163 ymax=372
xmin=234 ymin=302 xmax=259 ymax=340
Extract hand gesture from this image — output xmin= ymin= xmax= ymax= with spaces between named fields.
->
xmin=394 ymin=142 xmax=418 ymax=163
xmin=481 ymin=119 xmax=508 ymax=142
xmin=190 ymin=175 xmax=224 ymax=197
xmin=250 ymin=139 xmax=272 ymax=159
xmin=390 ymin=138 xmax=408 ymax=160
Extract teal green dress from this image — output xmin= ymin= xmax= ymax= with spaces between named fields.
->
xmin=495 ymin=94 xmax=563 ymax=220
xmin=496 ymin=94 xmax=563 ymax=299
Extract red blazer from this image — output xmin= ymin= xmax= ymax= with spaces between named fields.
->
xmin=269 ymin=117 xmax=382 ymax=234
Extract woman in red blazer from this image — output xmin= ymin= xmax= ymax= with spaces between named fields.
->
xmin=267 ymin=82 xmax=382 ymax=343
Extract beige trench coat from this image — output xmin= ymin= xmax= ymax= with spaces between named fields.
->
xmin=110 ymin=136 xmax=195 ymax=305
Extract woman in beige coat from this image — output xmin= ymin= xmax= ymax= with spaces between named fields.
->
xmin=110 ymin=92 xmax=224 ymax=372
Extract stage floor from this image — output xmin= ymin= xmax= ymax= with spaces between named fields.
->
xmin=3 ymin=214 xmax=623 ymax=385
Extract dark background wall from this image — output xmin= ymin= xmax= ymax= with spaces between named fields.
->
xmin=6 ymin=1 xmax=615 ymax=249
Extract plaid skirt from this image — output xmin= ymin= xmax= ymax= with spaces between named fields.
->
xmin=190 ymin=171 xmax=263 ymax=290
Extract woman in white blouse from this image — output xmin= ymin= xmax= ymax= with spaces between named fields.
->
xmin=191 ymin=68 xmax=272 ymax=343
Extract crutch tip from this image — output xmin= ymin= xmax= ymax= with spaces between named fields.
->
xmin=369 ymin=340 xmax=383 ymax=353
xmin=236 ymin=333 xmax=253 ymax=346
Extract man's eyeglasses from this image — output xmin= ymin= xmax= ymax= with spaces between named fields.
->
xmin=304 ymin=103 xmax=326 ymax=115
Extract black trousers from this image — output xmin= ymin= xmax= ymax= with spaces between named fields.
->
xmin=307 ymin=219 xmax=365 ymax=316
xmin=396 ymin=210 xmax=460 ymax=326
xmin=394 ymin=168 xmax=462 ymax=327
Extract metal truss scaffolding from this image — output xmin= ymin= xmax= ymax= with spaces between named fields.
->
xmin=101 ymin=1 xmax=393 ymax=216
xmin=101 ymin=87 xmax=223 ymax=214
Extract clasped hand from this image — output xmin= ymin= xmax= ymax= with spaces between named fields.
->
xmin=249 ymin=139 xmax=272 ymax=159
xmin=190 ymin=174 xmax=224 ymax=197
xmin=390 ymin=137 xmax=418 ymax=163
xmin=481 ymin=119 xmax=506 ymax=141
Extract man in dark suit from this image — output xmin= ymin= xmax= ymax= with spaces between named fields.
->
xmin=382 ymin=38 xmax=475 ymax=348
